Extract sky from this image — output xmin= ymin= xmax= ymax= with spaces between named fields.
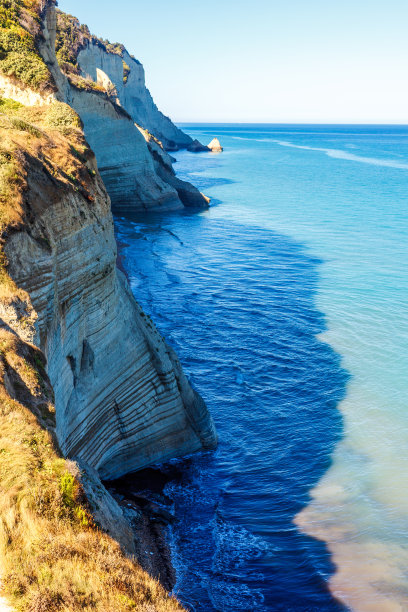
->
xmin=57 ymin=0 xmax=408 ymax=124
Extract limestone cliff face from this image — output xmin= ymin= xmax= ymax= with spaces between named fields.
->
xmin=137 ymin=125 xmax=211 ymax=208
xmin=3 ymin=126 xmax=216 ymax=480
xmin=77 ymin=43 xmax=192 ymax=151
xmin=39 ymin=6 xmax=207 ymax=213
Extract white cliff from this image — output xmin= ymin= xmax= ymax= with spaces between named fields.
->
xmin=39 ymin=7 xmax=208 ymax=212
xmin=76 ymin=43 xmax=192 ymax=151
xmin=0 ymin=2 xmax=216 ymax=608
xmin=0 ymin=3 xmax=216 ymax=481
xmin=3 ymin=101 xmax=216 ymax=481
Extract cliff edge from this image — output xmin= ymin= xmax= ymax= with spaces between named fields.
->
xmin=0 ymin=1 xmax=216 ymax=608
xmin=50 ymin=8 xmax=209 ymax=212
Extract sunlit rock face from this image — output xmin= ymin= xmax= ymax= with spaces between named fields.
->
xmin=67 ymin=87 xmax=184 ymax=213
xmin=77 ymin=44 xmax=193 ymax=151
xmin=208 ymin=138 xmax=223 ymax=152
xmin=40 ymin=7 xmax=184 ymax=213
xmin=4 ymin=143 xmax=217 ymax=480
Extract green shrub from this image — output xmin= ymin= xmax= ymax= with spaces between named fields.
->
xmin=123 ymin=59 xmax=130 ymax=84
xmin=0 ymin=5 xmax=54 ymax=91
xmin=10 ymin=116 xmax=41 ymax=136
xmin=0 ymin=97 xmax=22 ymax=112
xmin=55 ymin=10 xmax=90 ymax=69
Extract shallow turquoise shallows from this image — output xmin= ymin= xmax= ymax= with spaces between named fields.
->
xmin=115 ymin=124 xmax=408 ymax=612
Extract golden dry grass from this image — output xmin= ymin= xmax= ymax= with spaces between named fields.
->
xmin=0 ymin=99 xmax=93 ymax=304
xmin=0 ymin=331 xmax=185 ymax=611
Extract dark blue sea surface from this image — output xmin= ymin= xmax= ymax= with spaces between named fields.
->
xmin=114 ymin=124 xmax=408 ymax=611
xmin=114 ymin=211 xmax=347 ymax=611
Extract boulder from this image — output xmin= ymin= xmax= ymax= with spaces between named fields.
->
xmin=208 ymin=137 xmax=223 ymax=152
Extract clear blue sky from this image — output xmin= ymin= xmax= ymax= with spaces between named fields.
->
xmin=58 ymin=0 xmax=408 ymax=124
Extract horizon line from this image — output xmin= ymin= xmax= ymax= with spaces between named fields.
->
xmin=176 ymin=121 xmax=408 ymax=126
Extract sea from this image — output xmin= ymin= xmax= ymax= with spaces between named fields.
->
xmin=114 ymin=124 xmax=408 ymax=612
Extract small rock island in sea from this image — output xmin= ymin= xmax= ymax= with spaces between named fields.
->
xmin=208 ymin=137 xmax=223 ymax=152
xmin=187 ymin=137 xmax=223 ymax=152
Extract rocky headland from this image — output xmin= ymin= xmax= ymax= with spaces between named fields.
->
xmin=0 ymin=0 xmax=217 ymax=609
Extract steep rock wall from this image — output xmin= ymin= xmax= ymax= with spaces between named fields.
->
xmin=137 ymin=125 xmax=211 ymax=208
xmin=66 ymin=87 xmax=183 ymax=213
xmin=39 ymin=7 xmax=207 ymax=212
xmin=77 ymin=43 xmax=192 ymax=151
xmin=3 ymin=122 xmax=216 ymax=480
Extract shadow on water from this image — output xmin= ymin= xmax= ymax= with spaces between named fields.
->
xmin=113 ymin=208 xmax=349 ymax=612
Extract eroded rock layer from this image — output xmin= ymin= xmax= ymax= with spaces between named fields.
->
xmin=77 ymin=43 xmax=192 ymax=151
xmin=40 ymin=7 xmax=189 ymax=213
xmin=4 ymin=122 xmax=216 ymax=480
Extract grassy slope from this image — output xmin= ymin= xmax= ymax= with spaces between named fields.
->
xmin=0 ymin=99 xmax=186 ymax=612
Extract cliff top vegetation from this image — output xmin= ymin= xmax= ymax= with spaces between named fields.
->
xmin=0 ymin=0 xmax=56 ymax=91
xmin=56 ymin=9 xmax=139 ymax=83
xmin=0 ymin=99 xmax=185 ymax=611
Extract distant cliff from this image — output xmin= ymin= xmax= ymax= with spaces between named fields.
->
xmin=0 ymin=0 xmax=209 ymax=213
xmin=56 ymin=10 xmax=193 ymax=151
xmin=51 ymin=9 xmax=210 ymax=212
xmin=77 ymin=40 xmax=192 ymax=151
xmin=0 ymin=0 xmax=216 ymax=608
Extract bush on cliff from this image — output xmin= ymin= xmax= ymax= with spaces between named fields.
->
xmin=0 ymin=0 xmax=55 ymax=91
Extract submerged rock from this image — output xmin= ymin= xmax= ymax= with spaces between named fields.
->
xmin=208 ymin=137 xmax=223 ymax=152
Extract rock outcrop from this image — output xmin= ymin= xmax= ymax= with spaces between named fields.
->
xmin=187 ymin=139 xmax=210 ymax=153
xmin=137 ymin=126 xmax=211 ymax=208
xmin=186 ymin=138 xmax=224 ymax=153
xmin=208 ymin=137 xmax=223 ymax=152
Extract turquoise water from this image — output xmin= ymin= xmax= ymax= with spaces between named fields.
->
xmin=115 ymin=124 xmax=408 ymax=611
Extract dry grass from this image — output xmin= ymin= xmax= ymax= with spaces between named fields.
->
xmin=0 ymin=330 xmax=185 ymax=611
xmin=0 ymin=102 xmax=186 ymax=610
xmin=0 ymin=98 xmax=94 ymax=303
xmin=0 ymin=98 xmax=94 ymax=228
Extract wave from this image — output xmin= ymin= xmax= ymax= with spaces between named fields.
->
xmin=232 ymin=136 xmax=408 ymax=170
xmin=274 ymin=140 xmax=408 ymax=170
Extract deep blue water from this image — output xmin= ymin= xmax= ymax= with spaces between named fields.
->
xmin=114 ymin=124 xmax=408 ymax=611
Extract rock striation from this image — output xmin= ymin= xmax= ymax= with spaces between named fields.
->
xmin=0 ymin=1 xmax=216 ymax=607
xmin=3 ymin=107 xmax=216 ymax=480
xmin=76 ymin=42 xmax=192 ymax=152
xmin=0 ymin=1 xmax=216 ymax=480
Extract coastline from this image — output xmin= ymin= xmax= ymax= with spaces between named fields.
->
xmin=112 ymin=237 xmax=181 ymax=594
xmin=106 ymin=466 xmax=183 ymax=594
